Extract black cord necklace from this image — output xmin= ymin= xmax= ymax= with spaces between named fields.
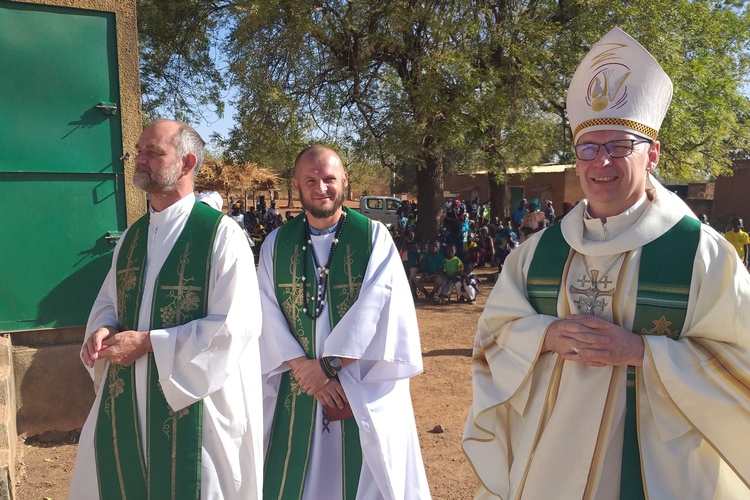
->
xmin=301 ymin=211 xmax=347 ymax=319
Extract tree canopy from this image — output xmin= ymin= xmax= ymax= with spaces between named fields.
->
xmin=138 ymin=0 xmax=750 ymax=239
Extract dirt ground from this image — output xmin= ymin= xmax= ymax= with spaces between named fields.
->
xmin=14 ymin=267 xmax=493 ymax=500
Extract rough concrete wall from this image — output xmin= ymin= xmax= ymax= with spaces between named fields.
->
xmin=14 ymin=343 xmax=94 ymax=436
xmin=0 ymin=337 xmax=17 ymax=494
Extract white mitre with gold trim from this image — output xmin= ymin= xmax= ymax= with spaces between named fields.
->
xmin=566 ymin=27 xmax=672 ymax=142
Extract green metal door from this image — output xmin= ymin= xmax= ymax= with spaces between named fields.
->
xmin=0 ymin=2 xmax=126 ymax=331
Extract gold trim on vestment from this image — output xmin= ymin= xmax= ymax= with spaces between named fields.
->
xmin=158 ymin=243 xmax=202 ymax=328
xmin=645 ymin=341 xmax=750 ymax=491
xmin=116 ymin=228 xmax=142 ymax=327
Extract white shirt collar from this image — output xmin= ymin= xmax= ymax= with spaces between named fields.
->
xmin=149 ymin=193 xmax=196 ymax=227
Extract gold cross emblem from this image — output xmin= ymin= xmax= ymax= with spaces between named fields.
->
xmin=116 ymin=227 xmax=142 ymax=325
xmin=332 ymin=245 xmax=363 ymax=317
xmin=277 ymin=245 xmax=310 ymax=346
xmin=159 ymin=243 xmax=202 ymax=327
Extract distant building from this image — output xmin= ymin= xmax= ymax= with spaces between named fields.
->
xmin=443 ymin=164 xmax=583 ymax=217
xmin=445 ymin=159 xmax=747 ymax=232
xmin=713 ymin=160 xmax=750 ymax=231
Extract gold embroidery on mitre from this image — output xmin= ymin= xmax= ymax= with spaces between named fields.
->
xmin=641 ymin=316 xmax=679 ymax=340
xmin=574 ymin=118 xmax=658 ymax=140
xmin=585 ymin=42 xmax=631 ymax=112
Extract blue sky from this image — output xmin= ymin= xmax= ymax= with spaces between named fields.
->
xmin=193 ymin=107 xmax=235 ymax=152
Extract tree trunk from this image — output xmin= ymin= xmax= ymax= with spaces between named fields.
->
xmin=415 ymin=151 xmax=444 ymax=242
xmin=286 ymin=180 xmax=294 ymax=208
xmin=488 ymin=172 xmax=505 ymax=221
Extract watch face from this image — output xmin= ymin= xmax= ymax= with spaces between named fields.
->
xmin=329 ymin=357 xmax=342 ymax=369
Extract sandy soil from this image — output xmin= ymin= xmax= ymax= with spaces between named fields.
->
xmin=15 ymin=268 xmax=493 ymax=500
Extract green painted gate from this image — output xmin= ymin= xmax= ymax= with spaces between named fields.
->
xmin=0 ymin=2 xmax=127 ymax=331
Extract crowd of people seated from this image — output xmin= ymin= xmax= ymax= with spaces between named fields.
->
xmin=199 ymin=190 xmax=574 ymax=300
xmin=392 ymin=196 xmax=578 ymax=305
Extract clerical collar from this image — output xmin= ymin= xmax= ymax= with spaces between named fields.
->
xmin=308 ymin=222 xmax=340 ymax=236
xmin=582 ymin=193 xmax=649 ymax=242
xmin=584 ymin=193 xmax=648 ymax=221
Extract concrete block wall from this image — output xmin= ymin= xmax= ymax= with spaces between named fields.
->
xmin=0 ymin=335 xmax=17 ymax=500
xmin=12 ymin=328 xmax=94 ymax=437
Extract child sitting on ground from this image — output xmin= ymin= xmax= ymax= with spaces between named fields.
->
xmin=437 ymin=244 xmax=463 ymax=304
xmin=455 ymin=262 xmax=479 ymax=303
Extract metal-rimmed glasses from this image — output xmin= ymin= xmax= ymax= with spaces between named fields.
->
xmin=573 ymin=139 xmax=652 ymax=161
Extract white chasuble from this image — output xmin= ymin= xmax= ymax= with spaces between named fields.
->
xmin=464 ymin=176 xmax=750 ymax=499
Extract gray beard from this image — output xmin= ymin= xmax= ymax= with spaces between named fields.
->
xmin=133 ymin=161 xmax=181 ymax=194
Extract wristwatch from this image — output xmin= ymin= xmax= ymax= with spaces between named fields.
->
xmin=320 ymin=356 xmax=343 ymax=379
xmin=327 ymin=356 xmax=343 ymax=372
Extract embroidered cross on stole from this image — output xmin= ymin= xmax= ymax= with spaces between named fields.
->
xmin=94 ymin=202 xmax=222 ymax=499
xmin=526 ymin=215 xmax=701 ymax=499
xmin=265 ymin=207 xmax=372 ymax=500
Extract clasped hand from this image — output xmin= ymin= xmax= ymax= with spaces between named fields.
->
xmin=543 ymin=314 xmax=645 ymax=367
xmin=81 ymin=326 xmax=152 ymax=368
xmin=288 ymin=357 xmax=348 ymax=409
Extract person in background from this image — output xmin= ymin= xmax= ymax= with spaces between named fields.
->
xmin=412 ymin=240 xmax=445 ymax=300
xmin=543 ymin=199 xmax=555 ymax=225
xmin=511 ymin=198 xmax=528 ymax=234
xmin=464 ymin=28 xmax=750 ymax=499
xmin=230 ymin=201 xmax=245 ymax=228
xmin=554 ymin=201 xmax=574 ymax=224
xmin=436 ymin=243 xmax=463 ymax=304
xmin=519 ymin=202 xmax=546 ymax=242
xmin=455 ymin=261 xmax=479 ymax=304
xmin=725 ymin=216 xmax=750 ymax=268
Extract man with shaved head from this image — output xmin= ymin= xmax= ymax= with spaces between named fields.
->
xmin=258 ymin=144 xmax=430 ymax=499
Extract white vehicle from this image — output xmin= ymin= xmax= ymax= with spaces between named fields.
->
xmin=359 ymin=196 xmax=403 ymax=227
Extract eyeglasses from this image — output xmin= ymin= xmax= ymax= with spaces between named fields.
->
xmin=573 ymin=139 xmax=652 ymax=161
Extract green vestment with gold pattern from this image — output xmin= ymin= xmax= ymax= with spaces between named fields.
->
xmin=94 ymin=202 xmax=222 ymax=500
xmin=264 ymin=207 xmax=372 ymax=500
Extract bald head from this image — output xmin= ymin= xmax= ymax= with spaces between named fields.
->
xmin=292 ymin=144 xmax=348 ymax=228
xmin=294 ymin=144 xmax=344 ymax=176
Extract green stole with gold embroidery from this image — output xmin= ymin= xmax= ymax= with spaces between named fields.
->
xmin=94 ymin=201 xmax=222 ymax=500
xmin=527 ymin=215 xmax=701 ymax=499
xmin=265 ymin=207 xmax=371 ymax=500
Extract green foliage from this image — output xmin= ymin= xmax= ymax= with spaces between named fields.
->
xmin=137 ymin=0 xmax=229 ymax=122
xmin=137 ymin=0 xmax=750 ymax=226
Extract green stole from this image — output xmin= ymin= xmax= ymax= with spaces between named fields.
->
xmin=264 ymin=207 xmax=372 ymax=500
xmin=94 ymin=202 xmax=223 ymax=500
xmin=527 ymin=216 xmax=701 ymax=499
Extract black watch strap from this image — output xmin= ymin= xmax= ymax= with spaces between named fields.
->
xmin=320 ymin=356 xmax=343 ymax=379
